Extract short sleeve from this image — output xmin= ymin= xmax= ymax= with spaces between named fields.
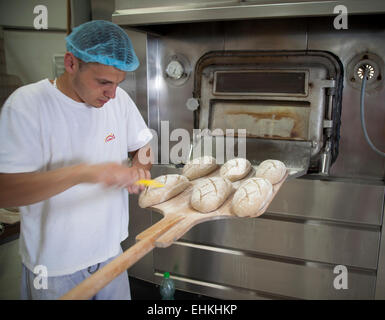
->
xmin=118 ymin=89 xmax=153 ymax=152
xmin=0 ymin=92 xmax=43 ymax=173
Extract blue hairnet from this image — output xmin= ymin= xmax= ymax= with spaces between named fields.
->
xmin=66 ymin=20 xmax=139 ymax=72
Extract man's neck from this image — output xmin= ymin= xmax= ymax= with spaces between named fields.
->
xmin=53 ymin=73 xmax=84 ymax=103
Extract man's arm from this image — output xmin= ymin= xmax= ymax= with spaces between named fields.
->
xmin=0 ymin=162 xmax=150 ymax=208
xmin=130 ymin=143 xmax=153 ymax=171
xmin=128 ymin=143 xmax=153 ymax=194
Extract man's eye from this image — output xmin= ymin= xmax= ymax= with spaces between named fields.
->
xmin=98 ymin=80 xmax=109 ymax=85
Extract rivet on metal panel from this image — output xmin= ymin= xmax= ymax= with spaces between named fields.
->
xmin=323 ymin=120 xmax=333 ymax=128
xmin=186 ymin=98 xmax=199 ymax=111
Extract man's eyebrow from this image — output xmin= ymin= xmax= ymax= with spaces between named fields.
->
xmin=96 ymin=78 xmax=125 ymax=84
xmin=96 ymin=78 xmax=113 ymax=83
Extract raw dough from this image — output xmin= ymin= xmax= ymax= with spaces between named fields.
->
xmin=220 ymin=158 xmax=251 ymax=182
xmin=138 ymin=174 xmax=191 ymax=208
xmin=255 ymin=159 xmax=286 ymax=184
xmin=182 ymin=156 xmax=218 ymax=180
xmin=191 ymin=177 xmax=233 ymax=213
xmin=231 ymin=177 xmax=273 ymax=217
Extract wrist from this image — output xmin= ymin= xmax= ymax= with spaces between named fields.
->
xmin=72 ymin=163 xmax=94 ymax=184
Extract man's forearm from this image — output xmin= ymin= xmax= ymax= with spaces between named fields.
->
xmin=131 ymin=144 xmax=153 ymax=171
xmin=0 ymin=164 xmax=87 ymax=207
xmin=0 ymin=161 xmax=151 ymax=207
xmin=132 ymin=155 xmax=152 ymax=171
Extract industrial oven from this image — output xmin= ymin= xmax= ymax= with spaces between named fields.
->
xmin=108 ymin=0 xmax=385 ymax=299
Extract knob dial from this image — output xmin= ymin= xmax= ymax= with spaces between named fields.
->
xmin=165 ymin=60 xmax=185 ymax=80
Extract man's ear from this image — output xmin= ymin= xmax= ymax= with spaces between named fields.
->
xmin=63 ymin=52 xmax=80 ymax=74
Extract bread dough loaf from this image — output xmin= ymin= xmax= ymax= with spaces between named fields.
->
xmin=139 ymin=174 xmax=191 ymax=208
xmin=182 ymin=156 xmax=219 ymax=180
xmin=255 ymin=159 xmax=286 ymax=184
xmin=191 ymin=177 xmax=233 ymax=213
xmin=220 ymin=158 xmax=251 ymax=182
xmin=231 ymin=177 xmax=273 ymax=217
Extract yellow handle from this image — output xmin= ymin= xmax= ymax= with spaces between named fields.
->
xmin=135 ymin=179 xmax=165 ymax=188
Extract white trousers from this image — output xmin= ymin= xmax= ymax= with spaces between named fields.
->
xmin=20 ymin=252 xmax=131 ymax=300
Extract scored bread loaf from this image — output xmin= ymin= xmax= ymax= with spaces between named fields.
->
xmin=255 ymin=159 xmax=286 ymax=184
xmin=231 ymin=177 xmax=273 ymax=217
xmin=138 ymin=174 xmax=191 ymax=208
xmin=191 ymin=177 xmax=233 ymax=213
xmin=220 ymin=158 xmax=251 ymax=182
xmin=182 ymin=156 xmax=219 ymax=180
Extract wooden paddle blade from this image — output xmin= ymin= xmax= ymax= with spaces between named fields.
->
xmin=154 ymin=215 xmax=203 ymax=248
xmin=135 ymin=214 xmax=185 ymax=241
xmin=60 ymin=213 xmax=184 ymax=300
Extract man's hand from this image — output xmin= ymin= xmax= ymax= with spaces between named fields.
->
xmin=82 ymin=162 xmax=151 ymax=194
xmin=0 ymin=162 xmax=151 ymax=207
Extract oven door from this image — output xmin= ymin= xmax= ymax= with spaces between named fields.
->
xmin=192 ymin=50 xmax=343 ymax=176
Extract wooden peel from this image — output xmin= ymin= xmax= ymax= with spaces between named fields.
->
xmin=59 ymin=214 xmax=184 ymax=300
xmin=60 ymin=166 xmax=287 ymax=300
xmin=137 ymin=167 xmax=288 ymax=248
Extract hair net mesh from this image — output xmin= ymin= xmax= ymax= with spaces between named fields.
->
xmin=65 ymin=20 xmax=139 ymax=72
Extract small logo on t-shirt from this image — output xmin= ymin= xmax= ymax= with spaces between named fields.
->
xmin=105 ymin=133 xmax=115 ymax=143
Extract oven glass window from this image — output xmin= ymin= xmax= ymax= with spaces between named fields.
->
xmin=214 ymin=71 xmax=307 ymax=95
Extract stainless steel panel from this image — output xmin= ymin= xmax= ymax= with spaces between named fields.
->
xmin=148 ymin=165 xmax=384 ymax=226
xmin=120 ymin=12 xmax=385 ymax=299
xmin=90 ymin=0 xmax=115 ymax=21
xmin=153 ymin=271 xmax=280 ymax=300
xmin=113 ymin=0 xmax=385 ymax=26
xmin=146 ymin=35 xmax=161 ymax=133
xmin=70 ymin=0 xmax=91 ymax=28
xmin=269 ymin=177 xmax=384 ymax=225
xmin=125 ymin=169 xmax=383 ymax=298
xmin=306 ymin=15 xmax=385 ymax=180
xmin=133 ymin=17 xmax=385 ymax=179
xmin=154 ymin=244 xmax=376 ymax=299
xmin=145 ymin=23 xmax=227 ymax=156
xmin=222 ymin=18 xmax=307 ymax=51
xmin=175 ymin=217 xmax=380 ymax=270
xmin=115 ymin=0 xmax=237 ymax=10
xmin=375 ymin=200 xmax=385 ymax=299
xmin=121 ymin=29 xmax=149 ymax=121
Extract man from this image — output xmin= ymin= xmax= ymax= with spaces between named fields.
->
xmin=0 ymin=20 xmax=153 ymax=299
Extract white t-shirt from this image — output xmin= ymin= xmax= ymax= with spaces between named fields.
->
xmin=0 ymin=79 xmax=153 ymax=276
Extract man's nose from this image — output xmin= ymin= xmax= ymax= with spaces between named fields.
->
xmin=104 ymin=85 xmax=117 ymax=99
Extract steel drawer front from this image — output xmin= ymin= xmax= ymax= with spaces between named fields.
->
xmin=148 ymin=166 xmax=384 ymax=226
xmin=175 ymin=217 xmax=380 ymax=270
xmin=153 ymin=245 xmax=376 ymax=300
xmin=269 ymin=178 xmax=384 ymax=226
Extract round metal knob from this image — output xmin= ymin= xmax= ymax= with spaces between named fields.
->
xmin=186 ymin=98 xmax=199 ymax=111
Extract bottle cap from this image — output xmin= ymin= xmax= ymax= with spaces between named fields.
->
xmin=164 ymin=272 xmax=170 ymax=278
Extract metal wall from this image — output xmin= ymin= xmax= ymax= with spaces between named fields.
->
xmin=122 ymin=15 xmax=385 ymax=299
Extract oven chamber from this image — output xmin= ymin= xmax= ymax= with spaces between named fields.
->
xmin=110 ymin=2 xmax=385 ymax=299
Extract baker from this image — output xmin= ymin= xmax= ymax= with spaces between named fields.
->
xmin=0 ymin=20 xmax=153 ymax=300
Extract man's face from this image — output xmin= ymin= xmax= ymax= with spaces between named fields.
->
xmin=72 ymin=62 xmax=126 ymax=108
